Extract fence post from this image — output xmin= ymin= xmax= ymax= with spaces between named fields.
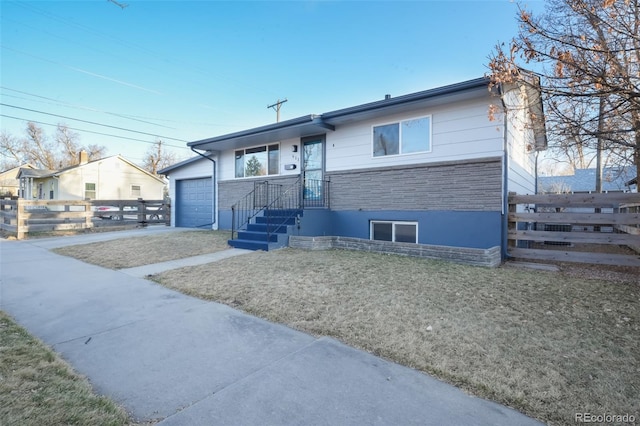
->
xmin=507 ymin=192 xmax=517 ymax=252
xmin=137 ymin=198 xmax=146 ymax=226
xmin=16 ymin=199 xmax=25 ymax=240
xmin=84 ymin=200 xmax=93 ymax=230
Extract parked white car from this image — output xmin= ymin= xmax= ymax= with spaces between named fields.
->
xmin=93 ymin=205 xmax=163 ymax=220
xmin=93 ymin=205 xmax=136 ymax=220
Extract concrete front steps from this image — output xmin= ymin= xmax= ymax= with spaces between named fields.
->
xmin=228 ymin=209 xmax=302 ymax=251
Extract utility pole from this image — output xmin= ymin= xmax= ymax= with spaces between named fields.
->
xmin=267 ymin=99 xmax=288 ymax=123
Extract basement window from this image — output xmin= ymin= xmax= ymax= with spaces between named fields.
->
xmin=373 ymin=116 xmax=431 ymax=157
xmin=370 ymin=221 xmax=418 ymax=243
xmin=235 ymin=144 xmax=280 ymax=178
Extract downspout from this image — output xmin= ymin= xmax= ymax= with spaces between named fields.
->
xmin=499 ymin=85 xmax=510 ymax=261
xmin=190 ymin=147 xmax=217 ymax=227
xmin=535 ymin=151 xmax=539 ymax=194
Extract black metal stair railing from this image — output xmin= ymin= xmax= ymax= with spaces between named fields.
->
xmin=262 ymin=179 xmax=302 ymax=242
xmin=231 ymin=177 xmax=331 ymax=242
xmin=302 ymin=178 xmax=330 ymax=209
xmin=231 ymin=180 xmax=283 ymax=240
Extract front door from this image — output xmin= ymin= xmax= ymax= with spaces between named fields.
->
xmin=302 ymin=136 xmax=324 ymax=207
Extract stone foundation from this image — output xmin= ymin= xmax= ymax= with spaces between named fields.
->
xmin=289 ymin=236 xmax=502 ymax=267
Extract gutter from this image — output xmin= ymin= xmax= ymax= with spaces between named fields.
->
xmin=190 ymin=147 xmax=217 ymax=227
xmin=322 ymin=77 xmax=489 ymax=121
xmin=188 ymin=115 xmax=322 ymax=148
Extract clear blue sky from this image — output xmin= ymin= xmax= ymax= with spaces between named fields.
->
xmin=1 ymin=0 xmax=545 ymax=165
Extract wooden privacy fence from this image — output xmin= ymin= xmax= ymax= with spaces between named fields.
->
xmin=0 ymin=199 xmax=170 ymax=239
xmin=508 ymin=192 xmax=640 ymax=267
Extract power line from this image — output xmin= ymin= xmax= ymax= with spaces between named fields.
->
xmin=1 ymin=87 xmax=175 ymax=129
xmin=0 ymin=103 xmax=189 ymax=143
xmin=1 ymin=45 xmax=162 ymax=95
xmin=0 ymin=114 xmax=190 ymax=150
xmin=1 ymin=86 xmax=243 ymax=129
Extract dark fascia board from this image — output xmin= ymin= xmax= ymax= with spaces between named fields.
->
xmin=188 ymin=77 xmax=493 ymax=151
xmin=322 ymin=77 xmax=490 ymax=124
xmin=158 ymin=155 xmax=208 ymax=175
xmin=189 ymin=115 xmax=334 ymax=151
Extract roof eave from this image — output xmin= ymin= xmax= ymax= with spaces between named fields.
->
xmin=189 ymin=115 xmax=334 ymax=151
xmin=159 ymin=155 xmax=211 ymax=175
xmin=322 ymin=77 xmax=489 ymax=124
xmin=187 ymin=77 xmax=492 ymax=152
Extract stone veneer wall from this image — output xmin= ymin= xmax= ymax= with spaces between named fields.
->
xmin=326 ymin=157 xmax=503 ymax=212
xmin=289 ymin=236 xmax=502 ymax=267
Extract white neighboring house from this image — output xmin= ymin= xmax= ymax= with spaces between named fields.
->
xmin=0 ymin=163 xmax=36 ymax=196
xmin=17 ymin=153 xmax=166 ymax=201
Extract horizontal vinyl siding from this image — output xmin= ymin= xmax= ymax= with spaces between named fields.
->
xmin=504 ymin=85 xmax=537 ymax=195
xmin=326 ymin=97 xmax=504 ymax=172
xmin=169 ymin=158 xmax=214 ymax=181
xmin=508 ymin=160 xmax=536 ymax=195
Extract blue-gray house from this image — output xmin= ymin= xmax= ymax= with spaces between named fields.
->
xmin=160 ymin=76 xmax=546 ymax=256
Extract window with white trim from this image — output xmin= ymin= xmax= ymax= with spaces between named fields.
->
xmin=235 ymin=144 xmax=280 ymax=178
xmin=131 ymin=185 xmax=141 ymax=197
xmin=373 ymin=116 xmax=431 ymax=157
xmin=84 ymin=182 xmax=96 ymax=200
xmin=370 ymin=221 xmax=418 ymax=243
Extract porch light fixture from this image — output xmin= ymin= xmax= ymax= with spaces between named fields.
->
xmin=292 ymin=145 xmax=298 ymax=152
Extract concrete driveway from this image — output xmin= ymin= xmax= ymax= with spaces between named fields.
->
xmin=0 ymin=228 xmax=544 ymax=425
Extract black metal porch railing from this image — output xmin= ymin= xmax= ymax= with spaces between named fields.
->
xmin=231 ymin=177 xmax=330 ymax=240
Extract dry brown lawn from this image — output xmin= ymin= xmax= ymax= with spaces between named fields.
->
xmin=53 ymin=230 xmax=231 ymax=269
xmin=51 ymin=232 xmax=640 ymax=426
xmin=150 ymin=248 xmax=639 ymax=426
xmin=0 ymin=311 xmax=135 ymax=426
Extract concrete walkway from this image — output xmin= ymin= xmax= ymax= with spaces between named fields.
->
xmin=0 ymin=228 xmax=544 ymax=425
xmin=120 ymin=248 xmax=252 ymax=278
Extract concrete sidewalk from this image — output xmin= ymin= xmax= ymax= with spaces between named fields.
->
xmin=0 ymin=231 xmax=544 ymax=425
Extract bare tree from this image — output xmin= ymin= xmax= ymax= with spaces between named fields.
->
xmin=0 ymin=122 xmax=107 ymax=169
xmin=56 ymin=124 xmax=81 ymax=165
xmin=0 ymin=131 xmax=24 ymax=170
xmin=488 ymin=0 xmax=640 ymax=177
xmin=85 ymin=144 xmax=107 ymax=161
xmin=24 ymin=122 xmax=57 ymax=169
xmin=143 ymin=140 xmax=177 ymax=175
xmin=54 ymin=124 xmax=106 ymax=166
